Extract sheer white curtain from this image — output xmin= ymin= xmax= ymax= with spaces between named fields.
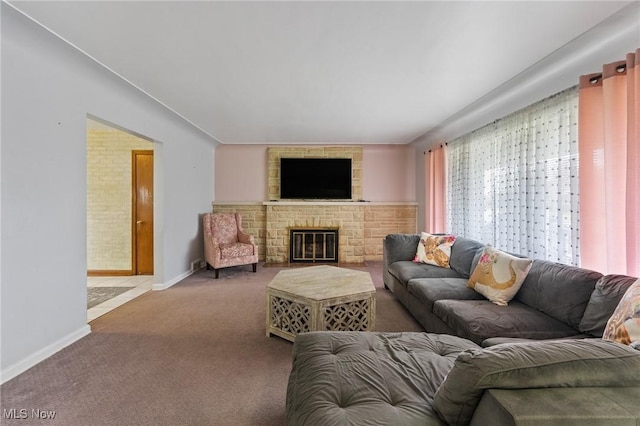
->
xmin=446 ymin=87 xmax=580 ymax=265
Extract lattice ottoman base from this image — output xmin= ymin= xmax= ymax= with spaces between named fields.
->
xmin=265 ymin=266 xmax=376 ymax=342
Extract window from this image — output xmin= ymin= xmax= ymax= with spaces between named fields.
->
xmin=446 ymin=87 xmax=579 ymax=265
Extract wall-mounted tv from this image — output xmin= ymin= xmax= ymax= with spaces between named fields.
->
xmin=280 ymin=158 xmax=352 ymax=200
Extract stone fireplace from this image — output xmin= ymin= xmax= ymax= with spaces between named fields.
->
xmin=264 ymin=201 xmax=365 ymax=264
xmin=212 ymin=146 xmax=418 ymax=265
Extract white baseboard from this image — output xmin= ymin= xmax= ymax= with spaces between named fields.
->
xmin=1 ymin=267 xmax=203 ymax=383
xmin=152 ymin=269 xmax=193 ymax=291
xmin=1 ymin=325 xmax=91 ymax=385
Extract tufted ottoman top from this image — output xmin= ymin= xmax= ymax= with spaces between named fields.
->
xmin=285 ymin=331 xmax=479 ymax=425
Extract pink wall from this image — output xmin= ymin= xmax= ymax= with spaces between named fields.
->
xmin=214 ymin=145 xmax=269 ymax=201
xmin=214 ymin=144 xmax=415 ymax=202
xmin=362 ymin=145 xmax=415 ymax=201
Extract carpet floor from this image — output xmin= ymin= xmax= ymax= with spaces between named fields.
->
xmin=0 ymin=262 xmax=423 ymax=426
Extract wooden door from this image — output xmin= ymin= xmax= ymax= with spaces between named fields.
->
xmin=132 ymin=150 xmax=154 ymax=275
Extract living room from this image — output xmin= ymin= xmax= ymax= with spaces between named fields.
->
xmin=1 ymin=1 xmax=639 ymax=425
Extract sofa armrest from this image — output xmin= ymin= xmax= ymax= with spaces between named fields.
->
xmin=471 ymin=387 xmax=640 ymax=426
xmin=383 ymin=234 xmax=420 ymax=290
xmin=383 ymin=234 xmax=420 ymax=265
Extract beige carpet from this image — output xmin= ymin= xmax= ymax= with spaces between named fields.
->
xmin=0 ymin=262 xmax=423 ymax=426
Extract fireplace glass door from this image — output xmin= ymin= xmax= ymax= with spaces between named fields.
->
xmin=290 ymin=229 xmax=338 ymax=263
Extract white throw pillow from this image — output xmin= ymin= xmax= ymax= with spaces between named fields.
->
xmin=468 ymin=246 xmax=533 ymax=306
xmin=414 ymin=232 xmax=456 ymax=268
xmin=603 ymin=278 xmax=640 ymax=348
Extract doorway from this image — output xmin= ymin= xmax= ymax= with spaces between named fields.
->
xmin=86 ymin=117 xmax=154 ymax=321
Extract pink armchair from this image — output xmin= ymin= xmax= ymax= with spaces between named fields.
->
xmin=203 ymin=213 xmax=258 ymax=279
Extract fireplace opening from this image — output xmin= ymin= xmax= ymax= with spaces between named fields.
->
xmin=290 ymin=229 xmax=339 ymax=263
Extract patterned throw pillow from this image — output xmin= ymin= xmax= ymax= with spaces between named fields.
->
xmin=603 ymin=278 xmax=640 ymax=349
xmin=467 ymin=246 xmax=533 ymax=306
xmin=414 ymin=232 xmax=457 ymax=268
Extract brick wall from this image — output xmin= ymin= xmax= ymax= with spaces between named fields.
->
xmin=87 ymin=128 xmax=153 ymax=271
xmin=212 ymin=202 xmax=416 ymax=264
xmin=363 ymin=205 xmax=417 ymax=258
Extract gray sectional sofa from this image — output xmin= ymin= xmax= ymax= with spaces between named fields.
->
xmin=286 ymin=332 xmax=640 ymax=425
xmin=285 ymin=233 xmax=640 ymax=425
xmin=382 ymin=233 xmax=637 ymax=345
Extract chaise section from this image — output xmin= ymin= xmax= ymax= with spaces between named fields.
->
xmin=286 ymin=331 xmax=479 ymax=426
xmin=286 ymin=333 xmax=640 ymax=425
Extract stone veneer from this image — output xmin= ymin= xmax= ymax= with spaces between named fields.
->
xmin=212 ymin=202 xmax=417 ymax=264
xmin=215 ymin=146 xmax=416 ymax=264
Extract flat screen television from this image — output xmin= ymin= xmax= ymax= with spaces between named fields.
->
xmin=280 ymin=158 xmax=352 ymax=200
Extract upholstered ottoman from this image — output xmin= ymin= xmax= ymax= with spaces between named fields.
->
xmin=285 ymin=331 xmax=479 ymax=425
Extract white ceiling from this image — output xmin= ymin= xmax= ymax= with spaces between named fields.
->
xmin=6 ymin=1 xmax=638 ymax=145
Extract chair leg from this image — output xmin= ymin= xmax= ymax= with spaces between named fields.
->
xmin=252 ymin=263 xmax=257 ymax=273
xmin=214 ymin=269 xmax=219 ymax=279
xmin=206 ymin=262 xmax=211 ymax=271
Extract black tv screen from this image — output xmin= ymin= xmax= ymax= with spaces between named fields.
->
xmin=280 ymin=158 xmax=352 ymax=200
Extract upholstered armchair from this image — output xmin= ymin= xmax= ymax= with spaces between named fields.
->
xmin=203 ymin=213 xmax=258 ymax=279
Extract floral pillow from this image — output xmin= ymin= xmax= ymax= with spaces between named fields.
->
xmin=467 ymin=246 xmax=533 ymax=306
xmin=414 ymin=232 xmax=456 ymax=268
xmin=603 ymin=278 xmax=640 ymax=349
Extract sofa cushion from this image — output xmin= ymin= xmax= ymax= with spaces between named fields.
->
xmin=408 ymin=278 xmax=484 ymax=312
xmin=388 ymin=261 xmax=462 ymax=285
xmin=579 ymin=274 xmax=638 ymax=337
xmin=414 ymin=232 xmax=456 ymax=268
xmin=433 ymin=339 xmax=640 ymax=426
xmin=604 ymin=278 xmax=640 ymax=348
xmin=449 ymin=237 xmax=485 ymax=278
xmin=468 ymin=246 xmax=533 ymax=306
xmin=514 ymin=260 xmax=602 ymax=329
xmin=433 ymin=299 xmax=579 ymax=344
xmin=220 ymin=242 xmax=254 ymax=258
xmin=286 ymin=331 xmax=479 ymax=426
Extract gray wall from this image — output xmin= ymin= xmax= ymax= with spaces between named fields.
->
xmin=1 ymin=4 xmax=216 ymax=380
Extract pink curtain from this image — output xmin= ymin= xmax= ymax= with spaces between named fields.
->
xmin=579 ymin=49 xmax=639 ymax=276
xmin=425 ymin=145 xmax=446 ymax=233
